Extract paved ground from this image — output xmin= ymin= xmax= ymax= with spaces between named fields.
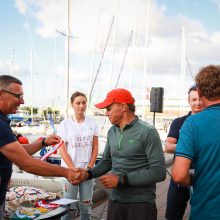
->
xmin=75 ymin=153 xmax=190 ymax=220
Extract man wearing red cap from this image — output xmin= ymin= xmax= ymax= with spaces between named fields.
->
xmin=77 ymin=88 xmax=166 ymax=220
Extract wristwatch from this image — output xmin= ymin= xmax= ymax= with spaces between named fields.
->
xmin=41 ymin=138 xmax=48 ymax=147
xmin=86 ymin=169 xmax=93 ymax=180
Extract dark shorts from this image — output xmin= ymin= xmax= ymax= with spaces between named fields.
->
xmin=165 ymin=179 xmax=190 ymax=220
xmin=107 ymin=199 xmax=157 ymax=220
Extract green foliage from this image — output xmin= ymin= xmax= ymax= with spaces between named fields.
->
xmin=19 ymin=106 xmax=59 ymax=116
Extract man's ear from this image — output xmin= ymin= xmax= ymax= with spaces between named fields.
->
xmin=121 ymin=103 xmax=127 ymax=112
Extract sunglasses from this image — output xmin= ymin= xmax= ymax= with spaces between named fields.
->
xmin=1 ymin=89 xmax=24 ymax=100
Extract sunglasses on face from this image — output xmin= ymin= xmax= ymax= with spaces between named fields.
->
xmin=1 ymin=90 xmax=24 ymax=100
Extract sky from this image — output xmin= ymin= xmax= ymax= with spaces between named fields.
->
xmin=1 ymin=0 xmax=220 ymax=110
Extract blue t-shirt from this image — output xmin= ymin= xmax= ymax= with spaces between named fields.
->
xmin=176 ymin=104 xmax=220 ymax=220
xmin=0 ymin=111 xmax=17 ymax=205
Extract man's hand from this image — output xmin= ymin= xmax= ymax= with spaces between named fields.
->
xmin=70 ymin=168 xmax=90 ymax=185
xmin=45 ymin=134 xmax=61 ymax=146
xmin=81 ymin=169 xmax=89 ymax=182
xmin=100 ymin=173 xmax=119 ymax=188
xmin=66 ymin=168 xmax=83 ymax=185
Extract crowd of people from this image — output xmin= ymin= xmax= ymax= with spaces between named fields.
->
xmin=0 ymin=64 xmax=220 ymax=220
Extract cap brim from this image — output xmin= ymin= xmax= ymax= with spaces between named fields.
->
xmin=95 ymin=100 xmax=113 ymax=109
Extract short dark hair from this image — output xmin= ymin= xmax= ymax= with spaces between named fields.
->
xmin=70 ymin=91 xmax=87 ymax=103
xmin=188 ymin=84 xmax=197 ymax=94
xmin=195 ymin=65 xmax=220 ymax=101
xmin=127 ymin=104 xmax=136 ymax=112
xmin=0 ymin=75 xmax=22 ymax=90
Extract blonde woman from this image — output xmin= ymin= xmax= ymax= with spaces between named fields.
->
xmin=57 ymin=91 xmax=98 ymax=220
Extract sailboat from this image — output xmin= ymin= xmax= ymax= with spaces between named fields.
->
xmin=9 ymin=2 xmax=109 ymax=218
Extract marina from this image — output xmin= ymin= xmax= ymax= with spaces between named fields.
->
xmin=8 ymin=114 xmax=181 ymax=220
xmin=2 ymin=0 xmax=220 ymax=219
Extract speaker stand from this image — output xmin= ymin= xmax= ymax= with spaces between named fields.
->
xmin=153 ymin=112 xmax=156 ymax=127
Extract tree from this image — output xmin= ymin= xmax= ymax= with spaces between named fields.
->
xmin=33 ymin=107 xmax=38 ymax=115
xmin=20 ymin=106 xmax=31 ymax=114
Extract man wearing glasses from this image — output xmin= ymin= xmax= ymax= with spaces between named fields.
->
xmin=0 ymin=75 xmax=81 ymax=220
xmin=1 ymin=90 xmax=24 ymax=99
xmin=164 ymin=84 xmax=203 ymax=220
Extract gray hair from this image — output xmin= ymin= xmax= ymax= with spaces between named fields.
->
xmin=0 ymin=75 xmax=22 ymax=90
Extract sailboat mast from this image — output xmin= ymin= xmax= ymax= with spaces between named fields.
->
xmin=88 ymin=16 xmax=115 ymax=103
xmin=30 ymin=50 xmax=33 ymax=120
xmin=65 ymin=0 xmax=70 ymax=118
xmin=10 ymin=48 xmax=15 ymax=75
xmin=110 ymin=0 xmax=120 ymax=90
xmin=115 ymin=30 xmax=133 ymax=88
xmin=180 ymin=26 xmax=186 ymax=116
xmin=87 ymin=0 xmax=103 ymax=111
xmin=142 ymin=0 xmax=150 ymax=121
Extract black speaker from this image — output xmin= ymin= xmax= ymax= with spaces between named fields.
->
xmin=150 ymin=87 xmax=164 ymax=113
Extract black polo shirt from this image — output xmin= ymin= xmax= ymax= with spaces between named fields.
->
xmin=0 ymin=111 xmax=17 ymax=205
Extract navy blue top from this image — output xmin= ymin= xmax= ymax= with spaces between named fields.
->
xmin=0 ymin=111 xmax=17 ymax=205
xmin=0 ymin=111 xmax=17 ymax=168
xmin=167 ymin=112 xmax=191 ymax=141
xmin=167 ymin=111 xmax=191 ymax=168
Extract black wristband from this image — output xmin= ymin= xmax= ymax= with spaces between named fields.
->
xmin=41 ymin=138 xmax=48 ymax=147
xmin=118 ymin=175 xmax=129 ymax=187
xmin=87 ymin=169 xmax=93 ymax=180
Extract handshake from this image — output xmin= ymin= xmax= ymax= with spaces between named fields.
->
xmin=66 ymin=168 xmax=121 ymax=188
xmin=66 ymin=168 xmax=89 ymax=185
xmin=66 ymin=169 xmax=120 ymax=189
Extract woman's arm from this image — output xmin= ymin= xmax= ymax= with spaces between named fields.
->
xmin=87 ymin=136 xmax=98 ymax=168
xmin=59 ymin=142 xmax=75 ymax=168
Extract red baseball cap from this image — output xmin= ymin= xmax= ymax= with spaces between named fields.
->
xmin=95 ymin=88 xmax=135 ymax=109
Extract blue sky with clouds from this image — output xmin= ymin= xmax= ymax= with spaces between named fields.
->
xmin=1 ymin=0 xmax=220 ymax=110
xmin=158 ymin=0 xmax=220 ymax=31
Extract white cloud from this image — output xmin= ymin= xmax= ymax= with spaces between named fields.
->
xmin=212 ymin=0 xmax=220 ymax=9
xmin=8 ymin=0 xmax=220 ymax=106
xmin=15 ymin=0 xmax=27 ymax=14
xmin=0 ymin=60 xmax=12 ymax=75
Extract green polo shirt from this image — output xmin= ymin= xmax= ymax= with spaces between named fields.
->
xmin=92 ymin=117 xmax=166 ymax=204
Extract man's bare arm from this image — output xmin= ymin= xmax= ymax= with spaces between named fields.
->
xmin=172 ymin=156 xmax=192 ymax=186
xmin=0 ymin=141 xmax=80 ymax=183
xmin=22 ymin=134 xmax=61 ymax=155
